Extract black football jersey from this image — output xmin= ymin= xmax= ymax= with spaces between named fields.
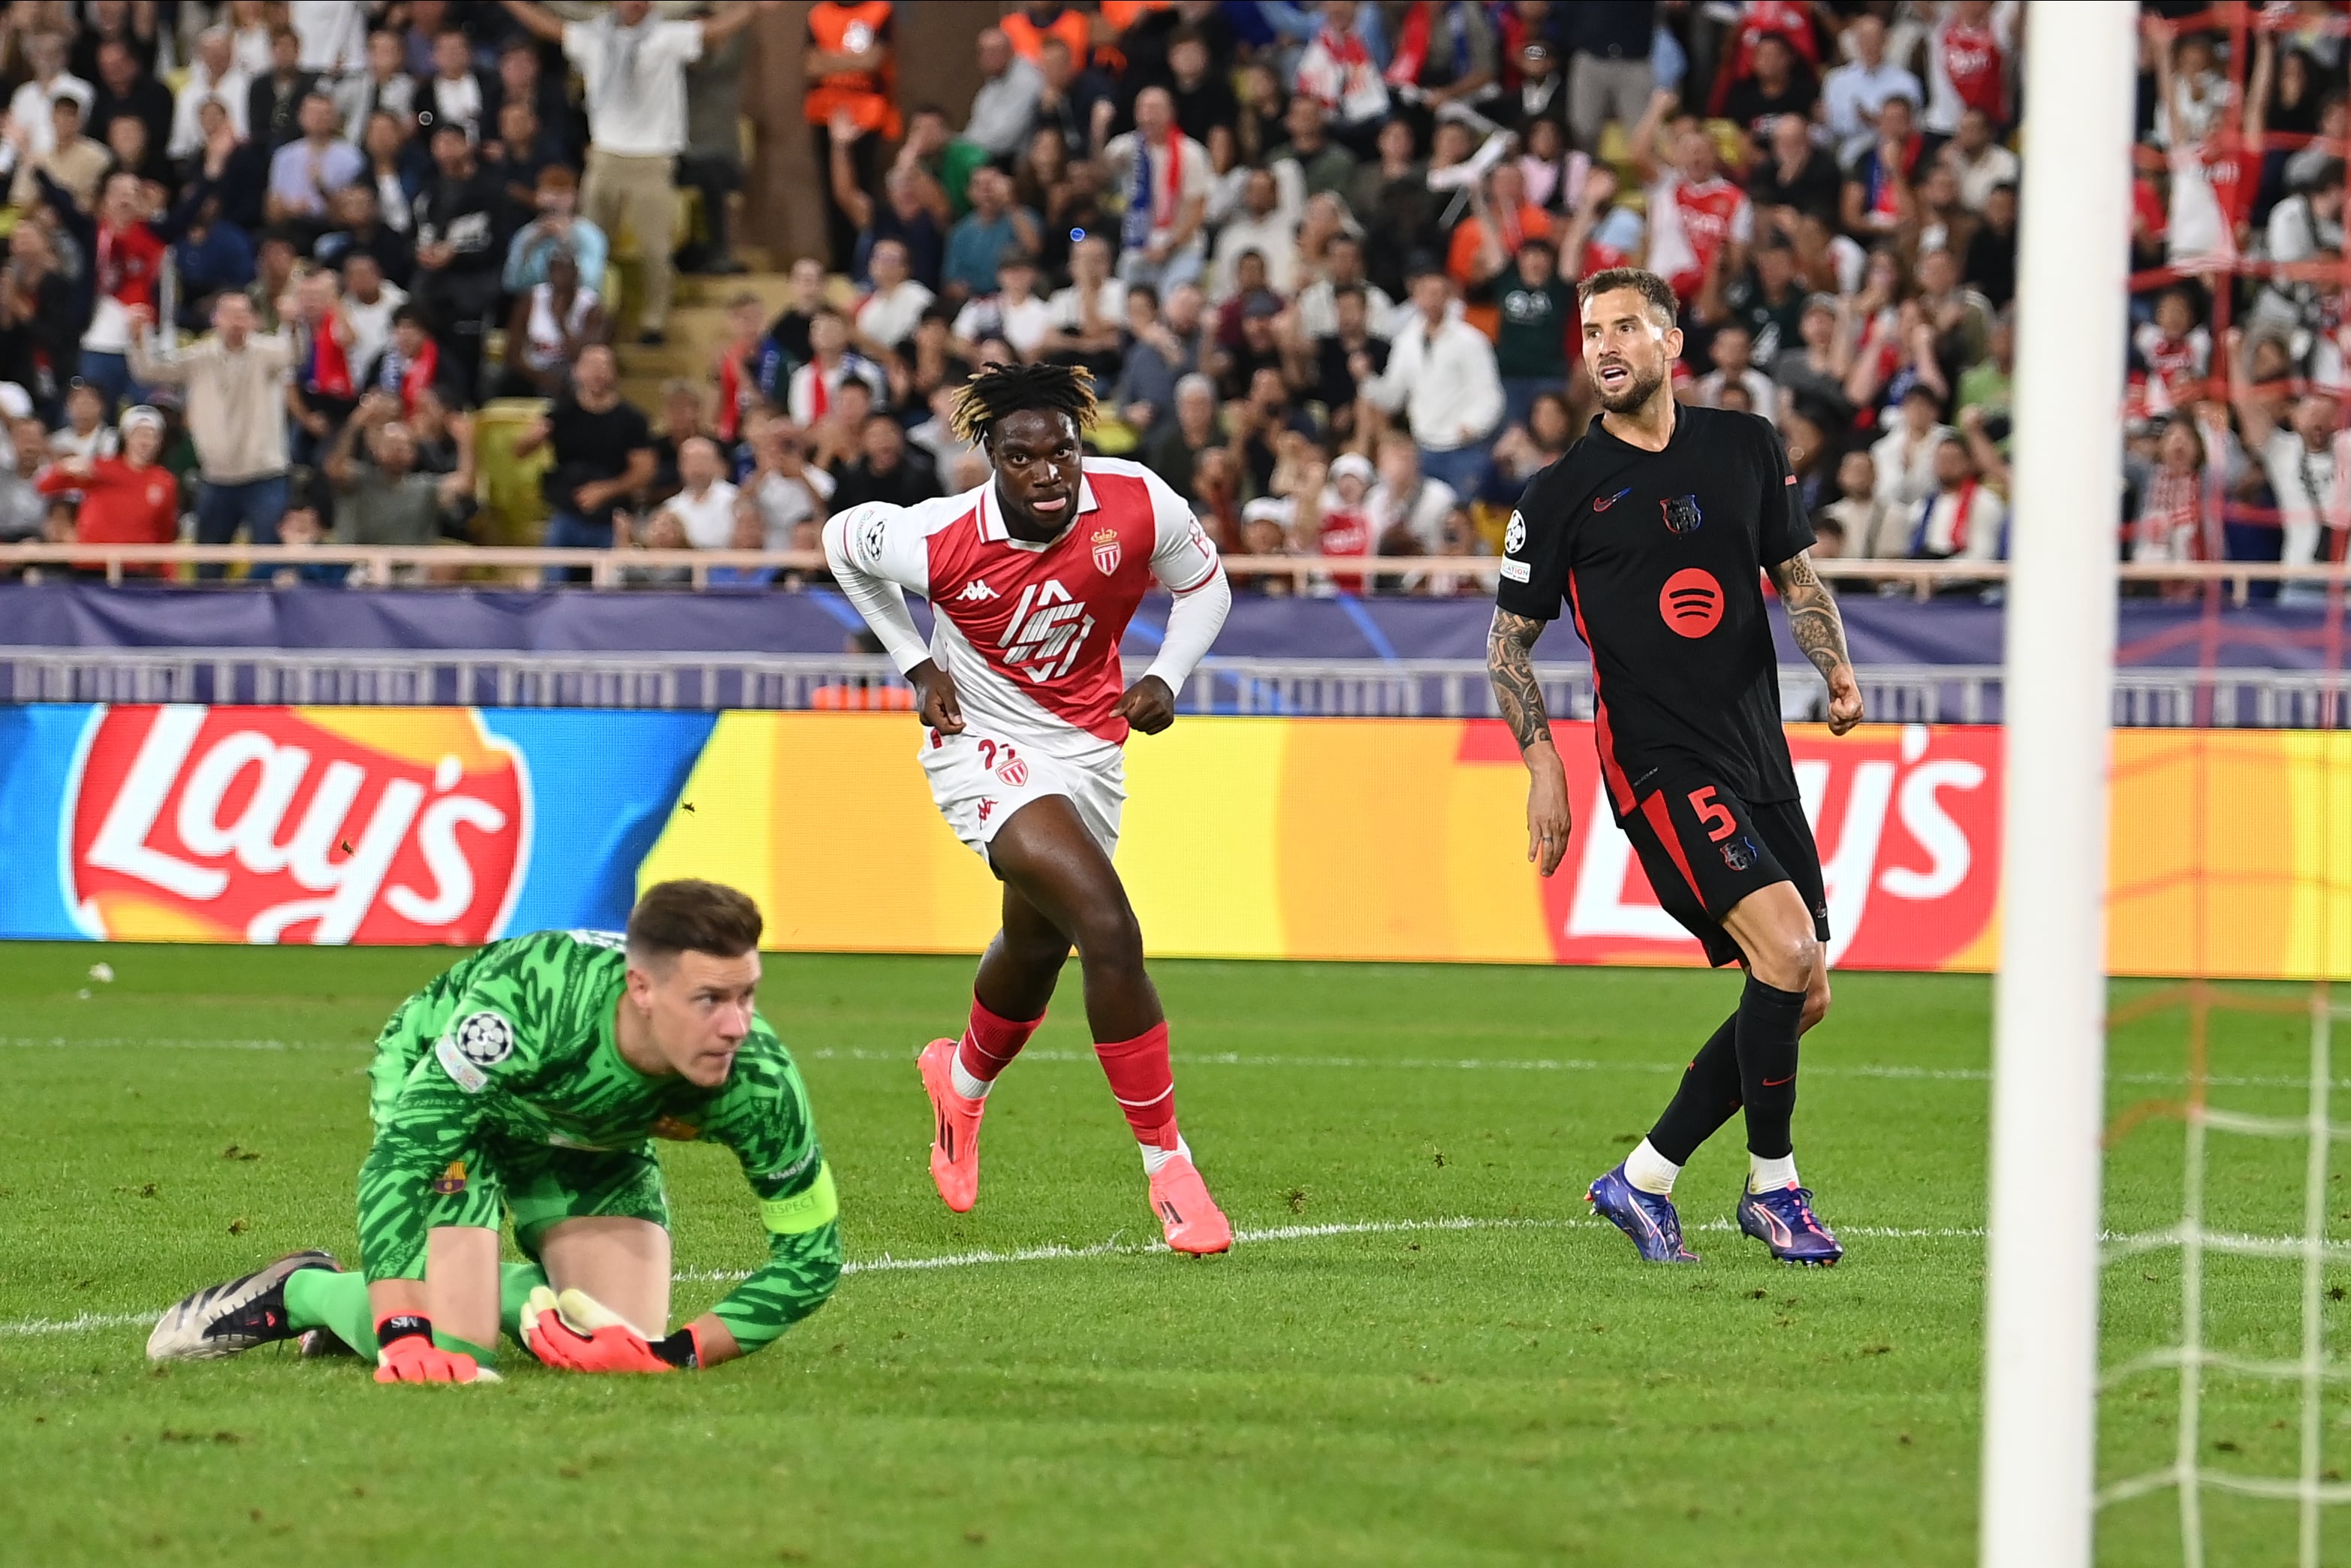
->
xmin=1497 ymin=404 xmax=1813 ymax=819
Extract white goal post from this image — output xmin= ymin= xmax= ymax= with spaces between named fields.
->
xmin=1978 ymin=5 xmax=2137 ymax=1566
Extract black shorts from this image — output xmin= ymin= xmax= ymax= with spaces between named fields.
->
xmin=1617 ymin=772 xmax=1830 ymax=969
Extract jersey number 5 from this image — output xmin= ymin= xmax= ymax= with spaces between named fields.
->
xmin=1687 ymin=786 xmax=1737 ymax=843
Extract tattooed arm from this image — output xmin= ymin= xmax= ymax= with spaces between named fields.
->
xmin=1769 ymin=550 xmax=1866 ymax=735
xmin=1488 ymin=608 xmax=1575 ymax=876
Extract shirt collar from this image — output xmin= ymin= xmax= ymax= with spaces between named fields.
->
xmin=979 ymin=470 xmax=1100 ymax=545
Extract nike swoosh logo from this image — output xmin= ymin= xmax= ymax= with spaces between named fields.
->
xmin=1762 ymin=1074 xmax=1795 ymax=1087
xmin=1592 ymin=487 xmax=1631 ymax=513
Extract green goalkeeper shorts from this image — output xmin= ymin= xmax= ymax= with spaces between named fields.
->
xmin=360 ymin=1003 xmax=671 ymax=1279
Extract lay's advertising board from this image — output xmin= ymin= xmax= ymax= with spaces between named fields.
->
xmin=5 ymin=704 xmax=2351 ymax=980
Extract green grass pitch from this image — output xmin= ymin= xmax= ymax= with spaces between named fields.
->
xmin=0 ymin=943 xmax=2338 ymax=1566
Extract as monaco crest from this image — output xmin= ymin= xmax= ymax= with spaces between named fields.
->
xmin=1090 ymin=526 xmax=1121 ymax=575
xmin=65 ymin=705 xmax=529 ymax=945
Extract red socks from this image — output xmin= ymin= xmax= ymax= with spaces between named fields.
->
xmin=1096 ymin=1021 xmax=1179 ymax=1149
xmin=957 ymin=994 xmax=1040 ymax=1085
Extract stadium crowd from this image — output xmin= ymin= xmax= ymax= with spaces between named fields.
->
xmin=0 ymin=0 xmax=2343 ymax=596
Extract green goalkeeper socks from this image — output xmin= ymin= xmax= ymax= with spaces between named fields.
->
xmin=282 ymin=1260 xmax=552 ymax=1370
xmin=499 ymin=1261 xmax=550 ymax=1346
xmin=284 ymin=1265 xmax=377 ymax=1359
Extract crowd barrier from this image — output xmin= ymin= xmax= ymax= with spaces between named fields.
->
xmin=5 ymin=703 xmax=2350 ymax=980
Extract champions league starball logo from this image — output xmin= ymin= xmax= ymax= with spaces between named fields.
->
xmin=1504 ymin=511 xmax=1527 ymax=555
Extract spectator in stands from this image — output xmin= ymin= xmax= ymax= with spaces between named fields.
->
xmin=359 ymin=306 xmax=451 ymax=418
xmin=126 ymin=293 xmax=291 ymax=573
xmin=1695 ymin=322 xmax=1775 ymax=414
xmin=1721 ymin=33 xmax=1816 ymax=154
xmin=1106 ymin=86 xmax=1212 ymax=290
xmin=487 ymin=99 xmax=562 ymax=216
xmin=647 ymin=434 xmax=739 ymax=550
xmin=0 ymin=219 xmax=77 ymax=403
xmin=2234 ymin=341 xmax=2346 ymax=582
xmin=266 ymin=91 xmax=363 ymax=235
xmin=1211 ymin=167 xmax=1301 ymax=300
xmin=417 ymin=28 xmax=491 ymax=146
xmin=1816 ymin=450 xmax=1894 ymax=559
xmin=674 ymin=14 xmax=751 ymax=277
xmin=410 ymin=121 xmax=508 ymax=400
xmin=50 ymin=383 xmax=119 ymax=463
xmin=1942 ymin=108 xmax=2019 ymax=214
xmin=1144 ymin=371 xmax=1221 ymax=502
xmin=831 ymin=411 xmax=942 ymax=511
xmin=323 ymin=390 xmax=477 ymax=550
xmin=0 ymin=413 xmax=50 ymax=550
xmin=89 ymin=37 xmax=170 ymax=159
xmin=1563 ymin=1 xmax=1654 ymax=153
xmin=1364 ymin=262 xmax=1503 ymax=509
xmin=284 ymin=266 xmax=357 ymax=467
xmin=1387 ymin=2 xmax=1500 ymax=123
xmin=788 ymin=307 xmax=887 ymax=427
xmin=1041 ymin=233 xmax=1124 ymax=380
xmin=1872 ymin=383 xmax=1954 ymax=513
xmin=1632 ymin=89 xmax=1754 ymax=303
xmin=1905 ymin=436 xmax=2006 ymax=565
xmin=2126 ymin=415 xmax=2213 ymax=568
xmin=1367 ymin=429 xmax=1457 ymax=558
xmin=7 ymin=32 xmax=90 ymax=161
xmin=1842 ymin=92 xmax=1924 ymax=242
xmin=340 ymin=252 xmax=406 ymax=374
xmin=59 ymin=170 xmax=167 ymax=415
xmin=501 ymin=248 xmax=605 ymax=400
xmin=1748 ymin=113 xmax=1842 ymax=235
xmin=247 ymin=26 xmax=315 ymax=154
xmin=952 ymin=250 xmax=1054 ymax=362
xmin=11 ymin=92 xmax=109 ymax=213
xmin=502 ymin=165 xmax=609 ymax=297
xmin=334 ymin=29 xmax=414 ymax=150
xmin=942 ymin=164 xmax=1041 ymax=303
xmin=1468 ymin=237 xmax=1574 ymax=433
xmin=359 ymin=110 xmax=418 ymax=240
xmin=172 ymin=29 xmax=250 ymax=163
xmin=852 ymin=238 xmax=935 ymax=357
xmin=500 ymin=0 xmax=759 ymax=347
xmin=798 ymin=0 xmax=900 ymax=275
xmin=1822 ymin=13 xmax=1922 ymax=167
xmin=738 ymin=409 xmax=835 ymax=552
xmin=1270 ymin=96 xmax=1355 ymax=205
xmin=38 ymin=404 xmax=171 ymax=571
xmin=966 ymin=26 xmax=1044 ymax=161
xmin=518 ymin=342 xmax=655 ymax=579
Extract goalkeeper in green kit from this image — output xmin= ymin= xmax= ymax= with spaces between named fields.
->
xmin=146 ymin=880 xmax=841 ymax=1382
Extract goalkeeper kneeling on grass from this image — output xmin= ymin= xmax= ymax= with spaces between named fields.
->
xmin=146 ymin=879 xmax=842 ymax=1382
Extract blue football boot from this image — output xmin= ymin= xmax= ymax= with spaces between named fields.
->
xmin=1735 ymin=1183 xmax=1844 ymax=1266
xmin=1586 ymin=1162 xmax=1700 ymax=1264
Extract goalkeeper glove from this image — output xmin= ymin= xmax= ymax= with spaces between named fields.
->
xmin=520 ymin=1286 xmax=703 ymax=1374
xmin=372 ymin=1313 xmax=499 ymax=1384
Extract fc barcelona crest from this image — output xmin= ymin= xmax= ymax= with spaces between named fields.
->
xmin=1091 ymin=526 xmax=1122 ymax=574
xmin=1661 ymin=494 xmax=1703 ymax=535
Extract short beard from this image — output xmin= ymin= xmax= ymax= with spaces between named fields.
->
xmin=1596 ymin=363 xmax=1667 ymax=415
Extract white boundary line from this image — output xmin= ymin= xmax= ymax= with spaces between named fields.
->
xmin=4 ymin=1213 xmax=1994 ymax=1340
xmin=2 ymin=1036 xmax=2337 ymax=1091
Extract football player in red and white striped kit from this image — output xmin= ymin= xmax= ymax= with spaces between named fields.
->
xmin=822 ymin=363 xmax=1237 ymax=1253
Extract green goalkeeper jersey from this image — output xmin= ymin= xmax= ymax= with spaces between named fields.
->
xmin=357 ymin=928 xmax=841 ymax=1355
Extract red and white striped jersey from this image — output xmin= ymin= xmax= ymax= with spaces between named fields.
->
xmin=830 ymin=457 xmax=1220 ymax=758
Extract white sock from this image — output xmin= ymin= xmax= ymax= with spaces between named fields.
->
xmin=950 ymin=1042 xmax=993 ymax=1101
xmin=1139 ymin=1135 xmax=1192 ymax=1177
xmin=1623 ymin=1138 xmax=1680 ymax=1196
xmin=1749 ymin=1152 xmax=1798 ymax=1194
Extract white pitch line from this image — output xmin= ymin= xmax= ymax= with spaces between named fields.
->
xmin=4 ymin=1036 xmax=2337 ymax=1091
xmin=7 ymin=1214 xmax=1991 ymax=1339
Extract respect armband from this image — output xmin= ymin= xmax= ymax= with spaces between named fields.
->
xmin=757 ymin=1161 xmax=839 ymax=1235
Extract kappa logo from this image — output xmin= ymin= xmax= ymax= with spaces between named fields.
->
xmin=956 ymin=579 xmax=999 ymax=602
xmin=997 ymin=580 xmax=1096 ymax=682
xmin=1661 ymin=494 xmax=1703 ymax=534
xmin=977 ymin=798 xmax=996 ymax=825
xmin=1592 ymin=488 xmax=1631 ymax=512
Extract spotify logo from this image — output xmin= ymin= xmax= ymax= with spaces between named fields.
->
xmin=1659 ymin=568 xmax=1723 ymax=638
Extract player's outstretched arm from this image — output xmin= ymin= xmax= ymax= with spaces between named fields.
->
xmin=1488 ymin=608 xmax=1573 ymax=876
xmin=1770 ymin=550 xmax=1865 ymax=735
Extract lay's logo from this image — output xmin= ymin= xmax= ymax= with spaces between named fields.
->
xmin=65 ymin=706 xmax=529 ymax=945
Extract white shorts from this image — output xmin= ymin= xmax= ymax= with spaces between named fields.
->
xmin=918 ymin=728 xmax=1125 ymax=861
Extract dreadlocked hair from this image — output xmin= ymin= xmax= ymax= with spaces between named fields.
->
xmin=948 ymin=360 xmax=1100 ymax=446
